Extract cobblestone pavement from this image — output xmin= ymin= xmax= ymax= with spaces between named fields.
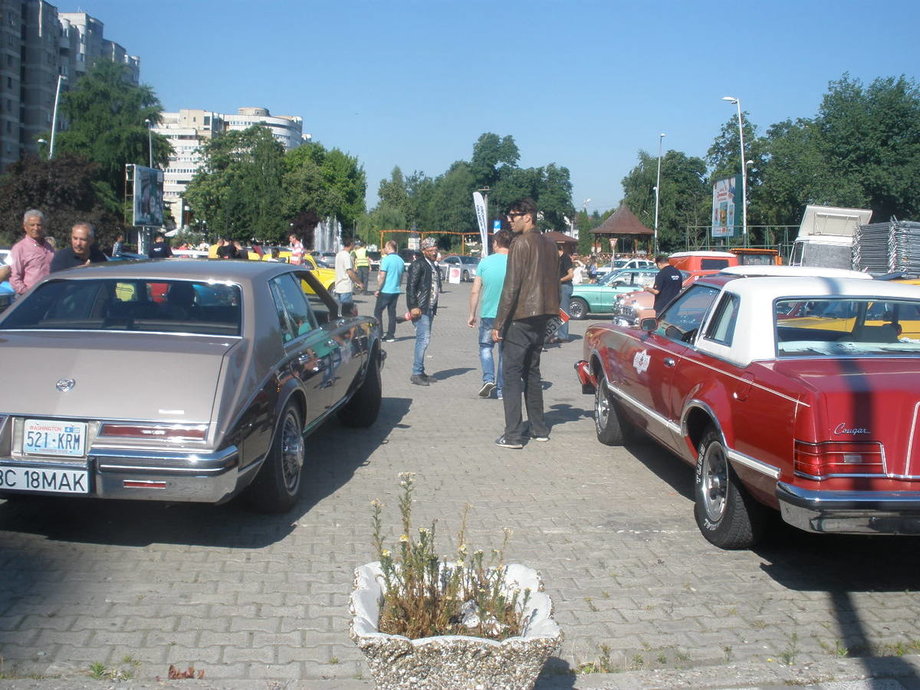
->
xmin=2 ymin=280 xmax=920 ymax=689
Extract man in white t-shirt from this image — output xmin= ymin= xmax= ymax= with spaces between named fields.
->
xmin=334 ymin=237 xmax=364 ymax=308
xmin=289 ymin=233 xmax=304 ymax=265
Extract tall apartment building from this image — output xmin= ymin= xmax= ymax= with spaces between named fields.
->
xmin=154 ymin=107 xmax=308 ymax=225
xmin=0 ymin=0 xmax=138 ymax=170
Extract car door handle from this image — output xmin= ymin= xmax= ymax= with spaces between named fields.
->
xmin=663 ymin=357 xmax=676 ymax=367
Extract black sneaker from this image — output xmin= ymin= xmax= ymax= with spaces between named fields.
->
xmin=410 ymin=374 xmax=429 ymax=386
xmin=478 ymin=381 xmax=496 ymax=398
xmin=495 ymin=435 xmax=523 ymax=449
xmin=531 ymin=434 xmax=550 ymax=442
xmin=383 ymin=336 xmax=396 ymax=343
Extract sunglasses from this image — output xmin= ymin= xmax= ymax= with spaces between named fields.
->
xmin=507 ymin=212 xmax=525 ymax=219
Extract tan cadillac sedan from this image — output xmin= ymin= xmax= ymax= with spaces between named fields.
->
xmin=0 ymin=259 xmax=384 ymax=513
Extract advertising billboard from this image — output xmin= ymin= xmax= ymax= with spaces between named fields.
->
xmin=711 ymin=175 xmax=741 ymax=238
xmin=132 ymin=165 xmax=164 ymax=227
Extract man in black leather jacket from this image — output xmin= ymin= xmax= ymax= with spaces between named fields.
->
xmin=491 ymin=198 xmax=560 ymax=448
xmin=405 ymin=237 xmax=442 ymax=386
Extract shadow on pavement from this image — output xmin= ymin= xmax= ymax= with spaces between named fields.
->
xmin=430 ymin=366 xmax=474 ymax=381
xmin=535 ymin=656 xmax=577 ymax=688
xmin=545 ymin=402 xmax=594 ymax=427
xmin=0 ymin=397 xmax=412 ymax=550
xmin=622 ymin=435 xmax=696 ymax=502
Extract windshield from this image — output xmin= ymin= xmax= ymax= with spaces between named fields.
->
xmin=776 ymin=297 xmax=920 ymax=356
xmin=0 ymin=278 xmax=242 ymax=336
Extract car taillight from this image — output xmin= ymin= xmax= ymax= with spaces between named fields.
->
xmin=793 ymin=440 xmax=884 ymax=479
xmin=99 ymin=423 xmax=207 ymax=442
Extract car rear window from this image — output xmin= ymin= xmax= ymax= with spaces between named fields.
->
xmin=775 ymin=297 xmax=920 ymax=356
xmin=0 ymin=278 xmax=242 ymax=336
xmin=700 ymin=258 xmax=731 ymax=270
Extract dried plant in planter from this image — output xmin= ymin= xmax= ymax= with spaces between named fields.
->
xmin=370 ymin=472 xmax=531 ymax=641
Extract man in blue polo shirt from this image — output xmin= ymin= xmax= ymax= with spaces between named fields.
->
xmin=373 ymin=240 xmax=404 ymax=342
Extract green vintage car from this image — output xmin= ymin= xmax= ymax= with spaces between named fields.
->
xmin=567 ymin=267 xmax=659 ymax=319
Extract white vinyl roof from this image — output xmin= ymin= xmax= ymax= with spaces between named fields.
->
xmin=720 ymin=265 xmax=872 ymax=280
xmin=695 ymin=276 xmax=920 ymax=365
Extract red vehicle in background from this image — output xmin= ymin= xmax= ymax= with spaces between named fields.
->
xmin=667 ymin=251 xmax=739 ymax=278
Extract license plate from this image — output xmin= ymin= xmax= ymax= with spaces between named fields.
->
xmin=0 ymin=466 xmax=89 ymax=494
xmin=23 ymin=419 xmax=87 ymax=457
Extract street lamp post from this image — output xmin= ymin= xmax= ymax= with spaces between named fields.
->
xmin=721 ymin=96 xmax=748 ymax=245
xmin=48 ymin=74 xmax=66 ymax=158
xmin=653 ymin=132 xmax=665 ymax=255
xmin=144 ymin=119 xmax=153 ymax=168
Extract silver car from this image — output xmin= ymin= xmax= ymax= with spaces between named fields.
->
xmin=0 ymin=260 xmax=384 ymax=512
xmin=437 ymin=254 xmax=479 ymax=282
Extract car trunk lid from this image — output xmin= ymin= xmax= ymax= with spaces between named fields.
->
xmin=774 ymin=358 xmax=920 ymax=477
xmin=0 ymin=331 xmax=237 ymax=423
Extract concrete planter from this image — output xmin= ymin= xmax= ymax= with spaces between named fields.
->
xmin=350 ymin=561 xmax=561 ymax=690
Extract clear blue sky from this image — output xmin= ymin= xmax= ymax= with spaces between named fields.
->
xmin=74 ymin=0 xmax=920 ymax=215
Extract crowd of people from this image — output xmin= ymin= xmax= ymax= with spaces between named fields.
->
xmin=0 ymin=201 xmax=663 ymax=452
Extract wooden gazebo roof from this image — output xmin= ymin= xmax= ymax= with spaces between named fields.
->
xmin=542 ymin=231 xmax=578 ymax=246
xmin=590 ymin=205 xmax=653 ymax=236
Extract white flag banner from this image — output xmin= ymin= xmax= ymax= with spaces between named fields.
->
xmin=473 ymin=191 xmax=489 ymax=257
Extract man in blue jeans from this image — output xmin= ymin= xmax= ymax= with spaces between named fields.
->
xmin=405 ymin=237 xmax=441 ymax=386
xmin=467 ymin=229 xmax=511 ymax=399
xmin=491 ymin=199 xmax=560 ymax=449
xmin=373 ymin=240 xmax=404 ymax=342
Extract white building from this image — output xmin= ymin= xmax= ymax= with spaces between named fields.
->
xmin=153 ymin=106 xmax=308 ymax=226
xmin=0 ymin=0 xmax=138 ymax=169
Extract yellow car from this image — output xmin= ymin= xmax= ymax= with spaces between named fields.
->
xmin=248 ymin=249 xmax=336 ymax=294
xmin=778 ymin=298 xmax=920 ymax=340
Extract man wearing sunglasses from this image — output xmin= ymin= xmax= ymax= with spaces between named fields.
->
xmin=491 ymin=198 xmax=560 ymax=448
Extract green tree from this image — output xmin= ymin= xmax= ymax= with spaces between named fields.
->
xmin=470 ymin=133 xmax=520 ymax=189
xmin=377 ymin=166 xmax=410 ymax=217
xmin=0 ymin=154 xmax=120 ymax=247
xmin=720 ymin=74 xmax=920 ymax=230
xmin=814 ymin=74 xmax=920 ymax=219
xmin=55 ymin=60 xmax=170 ymax=202
xmin=184 ymin=126 xmax=285 ymax=241
xmin=621 ymin=149 xmax=709 ymax=252
xmin=755 ymin=118 xmax=824 ymax=226
xmin=368 ymin=132 xmax=573 ymax=246
xmin=282 ymin=141 xmax=366 ymax=242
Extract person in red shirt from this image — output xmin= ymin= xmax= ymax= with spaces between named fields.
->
xmin=9 ymin=209 xmax=53 ymax=295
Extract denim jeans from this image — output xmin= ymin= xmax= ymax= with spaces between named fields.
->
xmin=357 ymin=266 xmax=369 ymax=293
xmin=374 ymin=292 xmax=400 ymax=338
xmin=501 ymin=315 xmax=551 ymax=443
xmin=335 ymin=291 xmax=354 ymax=307
xmin=478 ymin=317 xmax=503 ymax=396
xmin=412 ymin=311 xmax=433 ymax=376
xmin=558 ymin=282 xmax=573 ymax=339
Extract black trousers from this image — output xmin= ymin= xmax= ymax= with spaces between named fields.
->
xmin=373 ymin=292 xmax=400 ymax=338
xmin=501 ymin=315 xmax=551 ymax=443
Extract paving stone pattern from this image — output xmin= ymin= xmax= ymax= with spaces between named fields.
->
xmin=2 ymin=280 xmax=920 ymax=689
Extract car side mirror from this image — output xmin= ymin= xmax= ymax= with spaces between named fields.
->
xmin=639 ymin=317 xmax=658 ymax=332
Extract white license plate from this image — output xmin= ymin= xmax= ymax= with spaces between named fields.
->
xmin=23 ymin=419 xmax=87 ymax=457
xmin=0 ymin=466 xmax=89 ymax=494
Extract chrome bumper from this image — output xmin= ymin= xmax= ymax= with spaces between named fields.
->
xmin=0 ymin=445 xmax=249 ymax=503
xmin=777 ymin=482 xmax=920 ymax=535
